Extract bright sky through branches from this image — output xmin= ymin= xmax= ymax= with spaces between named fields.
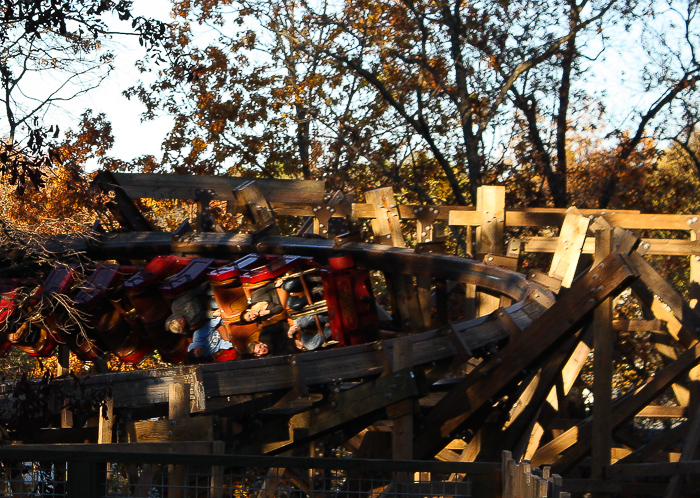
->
xmin=75 ymin=0 xmax=174 ymax=170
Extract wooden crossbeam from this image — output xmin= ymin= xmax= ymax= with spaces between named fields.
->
xmin=120 ymin=416 xmax=217 ymax=443
xmin=630 ymin=250 xmax=700 ymax=346
xmin=101 ymin=172 xmax=325 ymax=203
xmin=92 ymin=170 xmax=155 ymax=231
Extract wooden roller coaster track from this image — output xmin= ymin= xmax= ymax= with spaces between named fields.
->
xmin=3 ymin=172 xmax=700 ymax=497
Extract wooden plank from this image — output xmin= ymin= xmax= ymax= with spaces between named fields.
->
xmin=522 ymin=237 xmax=700 ymax=256
xmin=548 ymin=207 xmax=590 ymax=288
xmin=412 ymin=251 xmax=638 ymax=459
xmin=612 ymin=319 xmax=665 ymax=332
xmin=232 ymin=181 xmax=279 ymax=232
xmin=122 ymin=417 xmax=216 ymax=443
xmin=451 ymin=208 xmax=636 ymax=228
xmin=636 ymin=405 xmax=686 ymax=418
xmin=386 ymin=272 xmax=425 ymax=333
xmin=106 ymin=172 xmax=325 ymax=203
xmin=365 ymin=187 xmax=405 ymax=247
xmin=591 ymin=225 xmax=614 ymax=482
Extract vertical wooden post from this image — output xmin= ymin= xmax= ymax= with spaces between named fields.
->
xmin=391 ymin=339 xmax=414 ymax=460
xmin=688 ymin=229 xmax=700 ymax=415
xmin=57 ymin=344 xmax=70 ymax=376
xmin=476 ymin=185 xmax=505 ymax=255
xmin=97 ymin=397 xmax=114 ymax=444
xmin=210 ymin=440 xmax=225 ymax=498
xmin=391 ymin=339 xmax=414 ymax=492
xmin=475 ymin=186 xmax=505 ymax=317
xmin=365 ymin=187 xmax=405 ymax=247
xmin=591 ymin=225 xmax=613 ymax=489
xmin=169 ymin=382 xmax=191 ymax=420
xmin=169 ymin=382 xmax=190 ymax=498
xmin=366 ymin=187 xmax=425 ymax=332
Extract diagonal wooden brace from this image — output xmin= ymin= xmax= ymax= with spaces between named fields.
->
xmin=413 ymin=251 xmax=640 ymax=459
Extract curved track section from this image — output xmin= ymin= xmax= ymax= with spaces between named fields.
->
xmin=52 ymin=231 xmax=554 ymax=408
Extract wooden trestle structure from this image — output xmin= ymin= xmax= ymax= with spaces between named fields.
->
xmin=3 ymin=171 xmax=700 ymax=496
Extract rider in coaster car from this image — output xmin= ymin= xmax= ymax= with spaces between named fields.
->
xmin=239 ymin=279 xmax=298 ymax=356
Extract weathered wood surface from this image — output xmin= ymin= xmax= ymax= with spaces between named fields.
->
xmin=412 ymin=251 xmax=639 ymax=459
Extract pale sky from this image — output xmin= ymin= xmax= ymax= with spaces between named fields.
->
xmin=77 ymin=0 xmax=175 ymax=170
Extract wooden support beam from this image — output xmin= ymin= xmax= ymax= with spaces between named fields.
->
xmin=413 ymin=205 xmax=440 ymax=244
xmin=629 ymin=254 xmax=700 ymax=348
xmin=413 ymin=251 xmax=638 ymax=459
xmin=91 ymin=170 xmax=155 ymax=231
xmin=391 ymin=339 xmax=414 ymax=461
xmin=521 ymin=236 xmax=700 ymax=256
xmin=121 ymin=417 xmax=216 ymax=443
xmin=97 ymin=397 xmax=114 ymax=444
xmin=386 ymin=271 xmax=425 ymax=333
xmin=475 ymin=186 xmax=505 ymax=317
xmin=232 ymin=181 xmax=280 ymax=234
xmin=631 ymin=251 xmax=700 ymax=341
xmin=548 ymin=207 xmax=590 ymax=289
xmin=246 ymin=367 xmax=419 ymax=454
xmin=592 ymin=224 xmax=614 ymax=483
xmin=617 ymin=420 xmax=688 ymax=465
xmin=365 ymin=187 xmax=405 ymax=247
xmin=169 ymin=382 xmax=191 ymax=420
xmin=101 ymin=172 xmax=325 ymax=203
xmin=533 ymin=341 xmax=700 ymax=472
xmin=501 ymin=329 xmax=585 ymax=460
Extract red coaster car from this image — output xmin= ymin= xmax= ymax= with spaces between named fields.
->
xmin=72 ymin=265 xmax=154 ymax=365
xmin=322 ymin=255 xmax=379 ymax=346
xmin=207 ymin=254 xmax=278 ymax=352
xmin=0 ymin=280 xmax=45 ymax=357
xmin=160 ymin=257 xmax=218 ymax=330
xmin=123 ymin=256 xmax=192 ymax=364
